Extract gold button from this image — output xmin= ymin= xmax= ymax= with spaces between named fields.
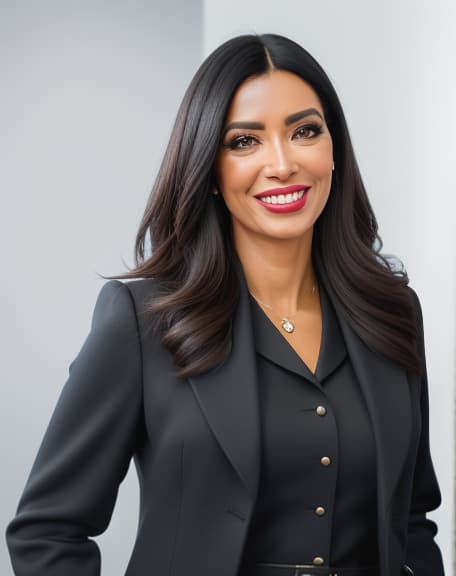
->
xmin=316 ymin=405 xmax=327 ymax=416
xmin=320 ymin=456 xmax=331 ymax=466
xmin=312 ymin=556 xmax=324 ymax=566
xmin=315 ymin=506 xmax=326 ymax=516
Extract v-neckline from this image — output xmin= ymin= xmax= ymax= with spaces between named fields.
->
xmin=249 ymin=281 xmax=347 ymax=385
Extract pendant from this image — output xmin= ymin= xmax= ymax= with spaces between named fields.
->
xmin=281 ymin=318 xmax=295 ymax=333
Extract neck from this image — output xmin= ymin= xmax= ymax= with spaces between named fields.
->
xmin=233 ymin=230 xmax=317 ymax=315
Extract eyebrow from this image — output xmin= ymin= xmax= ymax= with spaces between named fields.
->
xmin=222 ymin=107 xmax=324 ymax=137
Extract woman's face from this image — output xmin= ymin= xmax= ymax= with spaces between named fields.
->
xmin=215 ymin=69 xmax=333 ymax=246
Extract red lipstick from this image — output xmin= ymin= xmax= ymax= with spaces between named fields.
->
xmin=254 ymin=184 xmax=311 ymax=214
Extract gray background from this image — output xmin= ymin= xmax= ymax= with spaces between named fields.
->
xmin=2 ymin=0 xmax=454 ymax=574
xmin=1 ymin=1 xmax=203 ymax=574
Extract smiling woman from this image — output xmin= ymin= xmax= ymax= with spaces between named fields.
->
xmin=6 ymin=33 xmax=444 ymax=576
xmin=216 ymin=70 xmax=333 ymax=250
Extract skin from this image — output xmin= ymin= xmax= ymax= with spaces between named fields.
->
xmin=215 ymin=69 xmax=334 ymax=372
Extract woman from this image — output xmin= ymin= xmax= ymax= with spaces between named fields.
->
xmin=6 ymin=33 xmax=444 ymax=576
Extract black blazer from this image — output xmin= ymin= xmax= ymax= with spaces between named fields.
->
xmin=6 ymin=269 xmax=445 ymax=576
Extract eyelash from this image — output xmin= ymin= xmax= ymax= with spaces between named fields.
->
xmin=225 ymin=122 xmax=324 ymax=150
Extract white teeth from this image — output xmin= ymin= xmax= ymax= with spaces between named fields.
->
xmin=258 ymin=189 xmax=307 ymax=205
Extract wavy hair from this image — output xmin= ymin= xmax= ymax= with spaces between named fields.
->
xmin=105 ymin=33 xmax=421 ymax=379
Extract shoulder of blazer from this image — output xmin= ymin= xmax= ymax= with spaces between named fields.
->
xmin=118 ymin=278 xmax=168 ymax=346
xmin=404 ymin=284 xmax=426 ymax=376
xmin=405 ymin=284 xmax=423 ymax=330
xmin=119 ymin=277 xmax=162 ymax=314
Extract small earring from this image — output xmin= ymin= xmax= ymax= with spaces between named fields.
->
xmin=332 ymin=161 xmax=335 ymax=171
xmin=212 ymin=189 xmax=219 ymax=196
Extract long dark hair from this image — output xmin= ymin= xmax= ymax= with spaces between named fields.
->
xmin=105 ymin=33 xmax=421 ymax=379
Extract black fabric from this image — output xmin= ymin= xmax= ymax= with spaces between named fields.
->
xmin=5 ymin=276 xmax=444 ymax=575
xmin=239 ymin=282 xmax=378 ymax=569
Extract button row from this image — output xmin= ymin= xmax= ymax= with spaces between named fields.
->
xmin=311 ymin=406 xmax=329 ymax=570
xmin=308 ymin=406 xmax=328 ymax=569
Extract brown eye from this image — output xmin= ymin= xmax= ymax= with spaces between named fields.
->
xmin=228 ymin=135 xmax=258 ymax=150
xmin=293 ymin=123 xmax=323 ymax=139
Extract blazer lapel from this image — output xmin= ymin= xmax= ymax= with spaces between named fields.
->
xmin=326 ymin=286 xmax=413 ymax=509
xmin=187 ymin=259 xmax=261 ymax=500
xmin=324 ymin=281 xmax=413 ymax=574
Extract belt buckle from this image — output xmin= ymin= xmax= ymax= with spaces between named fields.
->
xmin=293 ymin=567 xmax=339 ymax=576
xmin=293 ymin=566 xmax=337 ymax=576
xmin=293 ymin=566 xmax=312 ymax=576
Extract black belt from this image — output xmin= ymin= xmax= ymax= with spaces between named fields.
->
xmin=243 ymin=562 xmax=379 ymax=576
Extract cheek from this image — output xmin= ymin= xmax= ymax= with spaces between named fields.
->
xmin=304 ymin=141 xmax=333 ymax=177
xmin=216 ymin=156 xmax=259 ymax=193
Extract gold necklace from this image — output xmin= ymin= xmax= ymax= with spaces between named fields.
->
xmin=249 ymin=283 xmax=317 ymax=334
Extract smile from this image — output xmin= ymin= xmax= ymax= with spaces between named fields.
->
xmin=257 ymin=189 xmax=307 ymax=205
xmin=254 ymin=186 xmax=311 ymax=214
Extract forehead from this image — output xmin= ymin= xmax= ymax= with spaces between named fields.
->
xmin=225 ymin=69 xmax=323 ymax=122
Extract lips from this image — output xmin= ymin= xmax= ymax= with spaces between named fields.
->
xmin=257 ymin=188 xmax=306 ymax=205
xmin=254 ymin=185 xmax=311 ymax=213
xmin=253 ymin=184 xmax=311 ymax=199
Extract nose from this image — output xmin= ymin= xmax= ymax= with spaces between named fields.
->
xmin=263 ymin=137 xmax=298 ymax=180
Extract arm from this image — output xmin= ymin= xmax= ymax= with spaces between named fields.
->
xmin=6 ymin=280 xmax=143 ymax=575
xmin=404 ymin=288 xmax=445 ymax=575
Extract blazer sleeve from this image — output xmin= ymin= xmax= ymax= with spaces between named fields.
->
xmin=405 ymin=288 xmax=445 ymax=575
xmin=5 ymin=280 xmax=144 ymax=576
